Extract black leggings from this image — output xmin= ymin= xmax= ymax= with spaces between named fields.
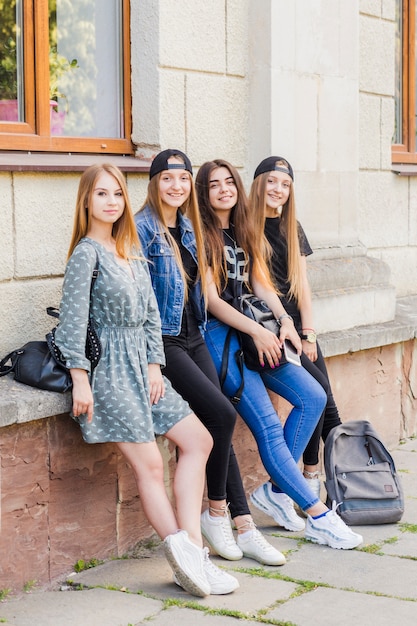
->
xmin=301 ymin=342 xmax=341 ymax=466
xmin=163 ymin=330 xmax=250 ymax=518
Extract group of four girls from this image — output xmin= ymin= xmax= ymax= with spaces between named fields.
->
xmin=55 ymin=149 xmax=362 ymax=600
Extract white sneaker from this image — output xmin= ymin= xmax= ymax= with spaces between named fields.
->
xmin=173 ymin=548 xmax=239 ymax=595
xmin=201 ymin=508 xmax=243 ymax=560
xmin=305 ymin=503 xmax=363 ymax=550
xmin=250 ymin=482 xmax=306 ymax=532
xmin=237 ymin=528 xmax=286 ymax=566
xmin=164 ymin=530 xmax=210 ymax=597
xmin=202 ymin=548 xmax=239 ymax=594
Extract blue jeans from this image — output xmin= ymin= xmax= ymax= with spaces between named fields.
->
xmin=205 ymin=318 xmax=327 ymax=511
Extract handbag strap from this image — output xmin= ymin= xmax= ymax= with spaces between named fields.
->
xmin=219 ymin=328 xmax=245 ymax=405
xmin=47 ymin=248 xmax=99 ymax=323
xmin=86 ymin=249 xmax=99 ymax=319
xmin=0 ymin=349 xmax=21 ymax=376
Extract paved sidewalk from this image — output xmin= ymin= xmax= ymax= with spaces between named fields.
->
xmin=1 ymin=438 xmax=416 ymax=626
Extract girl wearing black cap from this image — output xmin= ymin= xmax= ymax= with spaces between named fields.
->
xmin=195 ymin=159 xmax=362 ymax=550
xmin=249 ymin=156 xmax=342 ymax=503
xmin=135 ymin=150 xmax=286 ymax=576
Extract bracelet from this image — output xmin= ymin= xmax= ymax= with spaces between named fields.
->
xmin=278 ymin=313 xmax=293 ymax=323
xmin=302 ymin=327 xmax=316 ymax=332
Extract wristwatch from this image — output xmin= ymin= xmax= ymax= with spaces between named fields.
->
xmin=301 ymin=331 xmax=317 ymax=343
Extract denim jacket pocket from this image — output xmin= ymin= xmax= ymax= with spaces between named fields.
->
xmin=148 ymin=241 xmax=175 ymax=276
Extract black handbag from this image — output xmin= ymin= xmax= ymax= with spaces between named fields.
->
xmin=219 ymin=290 xmax=300 ymax=404
xmin=236 ymin=294 xmax=281 ymax=371
xmin=0 ymin=256 xmax=101 ymax=393
xmin=219 ymin=293 xmax=281 ymax=405
xmin=0 ymin=341 xmax=73 ymax=392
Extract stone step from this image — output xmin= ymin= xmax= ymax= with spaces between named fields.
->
xmin=312 ymin=283 xmax=396 ymax=333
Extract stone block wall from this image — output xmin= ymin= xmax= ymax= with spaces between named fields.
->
xmin=0 ymin=413 xmax=167 ymax=592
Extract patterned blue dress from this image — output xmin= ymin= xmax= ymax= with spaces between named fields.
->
xmin=55 ymin=238 xmax=191 ymax=443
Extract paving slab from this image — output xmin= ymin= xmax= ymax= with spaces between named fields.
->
xmin=0 ymin=588 xmax=162 ymax=626
xmin=268 ymin=587 xmax=417 ymax=626
xmin=278 ymin=540 xmax=417 ymax=598
xmin=72 ymin=552 xmax=298 ymax=612
xmin=381 ymin=531 xmax=417 ymax=557
xmin=139 ymin=606 xmax=262 ymax=625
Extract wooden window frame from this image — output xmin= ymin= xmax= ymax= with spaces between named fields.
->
xmin=392 ymin=0 xmax=417 ymax=163
xmin=0 ymin=0 xmax=133 ymax=155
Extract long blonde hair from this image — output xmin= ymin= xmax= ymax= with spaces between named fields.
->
xmin=195 ymin=159 xmax=275 ymax=294
xmin=67 ymin=163 xmax=140 ymax=260
xmin=249 ymin=158 xmax=303 ymax=303
xmin=137 ymin=162 xmax=208 ymax=300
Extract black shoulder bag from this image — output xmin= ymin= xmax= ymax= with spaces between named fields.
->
xmin=219 ymin=254 xmax=283 ymax=402
xmin=0 ymin=258 xmax=101 ymax=393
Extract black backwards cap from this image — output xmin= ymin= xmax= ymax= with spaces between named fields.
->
xmin=253 ymin=156 xmax=294 ymax=181
xmin=149 ymin=148 xmax=193 ymax=179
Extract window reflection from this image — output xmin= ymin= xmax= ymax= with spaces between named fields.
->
xmin=50 ymin=0 xmax=124 ymax=137
xmin=0 ymin=0 xmax=24 ymax=122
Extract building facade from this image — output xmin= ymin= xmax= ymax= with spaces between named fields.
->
xmin=1 ymin=0 xmax=416 ymax=591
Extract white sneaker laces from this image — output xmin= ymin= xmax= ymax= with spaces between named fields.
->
xmin=329 ymin=501 xmax=351 ymax=529
xmin=209 ymin=504 xmax=236 ymax=545
xmin=202 ymin=547 xmax=224 ymax=578
xmin=250 ymin=528 xmax=273 ymax=549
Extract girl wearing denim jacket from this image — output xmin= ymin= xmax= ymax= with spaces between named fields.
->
xmin=135 ymin=149 xmax=285 ymax=570
xmin=195 ymin=159 xmax=362 ymax=550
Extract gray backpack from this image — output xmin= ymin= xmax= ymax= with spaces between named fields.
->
xmin=324 ymin=420 xmax=404 ymax=525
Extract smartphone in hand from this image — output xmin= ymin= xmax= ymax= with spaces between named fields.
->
xmin=281 ymin=339 xmax=301 ymax=366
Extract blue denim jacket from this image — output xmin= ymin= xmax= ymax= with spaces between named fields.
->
xmin=135 ymin=205 xmax=206 ymax=336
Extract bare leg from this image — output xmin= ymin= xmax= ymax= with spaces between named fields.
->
xmin=306 ymin=501 xmax=328 ymax=516
xmin=165 ymin=413 xmax=213 ymax=546
xmin=116 ymin=440 xmax=180 ymax=540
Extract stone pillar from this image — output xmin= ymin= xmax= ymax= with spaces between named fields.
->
xmin=247 ymin=0 xmax=395 ymax=334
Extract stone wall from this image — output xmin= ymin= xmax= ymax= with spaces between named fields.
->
xmin=0 ymin=403 xmax=173 ymax=592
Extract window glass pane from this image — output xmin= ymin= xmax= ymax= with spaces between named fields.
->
xmin=394 ymin=0 xmax=403 ymax=144
xmin=0 ymin=0 xmax=24 ymax=122
xmin=50 ymin=0 xmax=124 ymax=137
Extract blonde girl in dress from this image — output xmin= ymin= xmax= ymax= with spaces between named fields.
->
xmin=55 ymin=163 xmax=237 ymax=597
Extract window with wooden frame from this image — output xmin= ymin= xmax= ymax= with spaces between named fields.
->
xmin=392 ymin=0 xmax=417 ymax=163
xmin=0 ymin=0 xmax=132 ymax=154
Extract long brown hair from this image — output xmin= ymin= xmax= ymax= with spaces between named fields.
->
xmin=249 ymin=158 xmax=302 ymax=303
xmin=67 ymin=163 xmax=140 ymax=260
xmin=195 ymin=159 xmax=274 ymax=293
xmin=137 ymin=156 xmax=208 ymax=299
